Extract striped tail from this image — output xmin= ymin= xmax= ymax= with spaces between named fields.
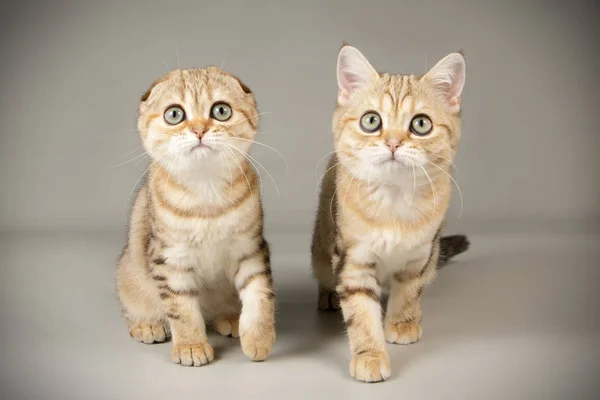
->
xmin=438 ymin=234 xmax=470 ymax=268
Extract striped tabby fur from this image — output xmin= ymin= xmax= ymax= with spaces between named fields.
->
xmin=312 ymin=45 xmax=469 ymax=382
xmin=117 ymin=68 xmax=275 ymax=366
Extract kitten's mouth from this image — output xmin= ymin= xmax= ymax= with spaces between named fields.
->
xmin=379 ymin=155 xmax=412 ymax=168
xmin=382 ymin=155 xmax=401 ymax=164
xmin=191 ymin=143 xmax=212 ymax=152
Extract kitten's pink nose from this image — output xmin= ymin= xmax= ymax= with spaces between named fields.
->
xmin=191 ymin=126 xmax=209 ymax=139
xmin=386 ymin=140 xmax=400 ymax=153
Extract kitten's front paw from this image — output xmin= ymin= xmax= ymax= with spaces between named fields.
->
xmin=171 ymin=342 xmax=214 ymax=367
xmin=240 ymin=326 xmax=275 ymax=361
xmin=350 ymin=351 xmax=391 ymax=383
xmin=318 ymin=289 xmax=340 ymax=311
xmin=385 ymin=321 xmax=423 ymax=344
xmin=214 ymin=316 xmax=240 ymax=338
xmin=129 ymin=322 xmax=169 ymax=344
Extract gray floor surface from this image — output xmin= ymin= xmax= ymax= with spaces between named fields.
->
xmin=1 ymin=232 xmax=599 ymax=399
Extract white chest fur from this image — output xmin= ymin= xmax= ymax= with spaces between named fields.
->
xmin=349 ymin=226 xmax=436 ymax=284
xmin=157 ymin=197 xmax=259 ymax=285
xmin=346 ymin=180 xmax=443 ymax=284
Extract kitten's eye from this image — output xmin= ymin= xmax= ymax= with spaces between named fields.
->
xmin=210 ymin=102 xmax=232 ymax=122
xmin=164 ymin=105 xmax=186 ymax=125
xmin=360 ymin=111 xmax=382 ymax=134
xmin=410 ymin=114 xmax=433 ymax=136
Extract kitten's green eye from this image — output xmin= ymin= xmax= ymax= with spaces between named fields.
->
xmin=360 ymin=111 xmax=382 ymax=134
xmin=210 ymin=102 xmax=232 ymax=122
xmin=164 ymin=105 xmax=186 ymax=125
xmin=410 ymin=114 xmax=433 ymax=136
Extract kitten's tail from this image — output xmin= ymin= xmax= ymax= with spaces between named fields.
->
xmin=438 ymin=234 xmax=470 ymax=268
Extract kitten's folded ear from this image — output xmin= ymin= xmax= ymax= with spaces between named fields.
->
xmin=218 ymin=69 xmax=253 ymax=95
xmin=233 ymin=76 xmax=252 ymax=95
xmin=423 ymin=52 xmax=466 ymax=113
xmin=140 ymin=73 xmax=172 ymax=103
xmin=336 ymin=45 xmax=379 ymax=105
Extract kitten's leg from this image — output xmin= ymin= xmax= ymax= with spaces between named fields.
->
xmin=384 ymin=275 xmax=425 ymax=344
xmin=117 ymin=251 xmax=169 ymax=344
xmin=385 ymin=244 xmax=439 ymax=344
xmin=336 ymin=250 xmax=390 ymax=383
xmin=311 ymin=213 xmax=340 ymax=311
xmin=152 ymin=257 xmax=214 ymax=367
xmin=312 ymin=251 xmax=340 ymax=311
xmin=234 ymin=238 xmax=276 ymax=361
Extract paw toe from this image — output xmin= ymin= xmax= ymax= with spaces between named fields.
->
xmin=129 ymin=322 xmax=168 ymax=344
xmin=385 ymin=322 xmax=423 ymax=344
xmin=318 ymin=290 xmax=340 ymax=311
xmin=215 ymin=316 xmax=240 ymax=338
xmin=171 ymin=343 xmax=214 ymax=367
xmin=350 ymin=351 xmax=391 ymax=383
xmin=240 ymin=330 xmax=275 ymax=361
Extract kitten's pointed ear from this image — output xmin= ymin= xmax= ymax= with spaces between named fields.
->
xmin=337 ymin=45 xmax=379 ymax=105
xmin=424 ymin=53 xmax=466 ymax=113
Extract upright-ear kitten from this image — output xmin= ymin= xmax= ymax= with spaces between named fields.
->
xmin=117 ymin=67 xmax=275 ymax=366
xmin=311 ymin=46 xmax=469 ymax=382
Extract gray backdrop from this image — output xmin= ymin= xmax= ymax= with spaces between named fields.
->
xmin=0 ymin=0 xmax=598 ymax=235
xmin=1 ymin=2 xmax=600 ymax=399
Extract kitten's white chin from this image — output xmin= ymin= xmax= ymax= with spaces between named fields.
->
xmin=375 ymin=158 xmax=411 ymax=173
xmin=352 ymin=159 xmax=420 ymax=188
xmin=189 ymin=144 xmax=215 ymax=160
xmin=191 ymin=143 xmax=212 ymax=152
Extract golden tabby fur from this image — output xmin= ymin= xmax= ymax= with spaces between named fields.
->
xmin=312 ymin=45 xmax=469 ymax=382
xmin=117 ymin=67 xmax=275 ymax=366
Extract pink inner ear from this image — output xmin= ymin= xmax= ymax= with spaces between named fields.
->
xmin=343 ymin=77 xmax=359 ymax=93
xmin=337 ymin=47 xmax=377 ymax=99
xmin=425 ymin=53 xmax=466 ymax=110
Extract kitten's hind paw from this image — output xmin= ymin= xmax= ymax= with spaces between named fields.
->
xmin=129 ymin=322 xmax=169 ymax=344
xmin=318 ymin=289 xmax=340 ymax=311
xmin=385 ymin=321 xmax=423 ymax=345
xmin=214 ymin=315 xmax=240 ymax=338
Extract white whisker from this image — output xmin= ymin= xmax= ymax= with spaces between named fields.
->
xmin=219 ymin=50 xmax=230 ymax=70
xmin=148 ymin=155 xmax=172 ymax=197
xmin=425 ymin=150 xmax=459 ymax=171
xmin=128 ymin=157 xmax=163 ymax=200
xmin=229 ymin=136 xmax=288 ymax=180
xmin=228 ymin=111 xmax=274 ymax=129
xmin=113 ymin=152 xmax=149 ymax=168
xmin=223 ymin=142 xmax=279 ymax=198
xmin=316 ymin=156 xmax=355 ymax=194
xmin=224 ymin=144 xmax=264 ymax=197
xmin=328 ymin=167 xmax=354 ymax=223
xmin=409 ymin=160 xmax=417 ymax=208
xmin=163 ymin=154 xmax=178 ymax=196
xmin=424 ymin=159 xmax=464 ymax=219
xmin=341 ymin=173 xmax=357 ymax=224
xmin=123 ymin=144 xmax=147 ymax=156
xmin=416 ymin=162 xmax=438 ymax=211
xmin=218 ymin=148 xmax=234 ymax=201
xmin=314 ymin=151 xmax=338 ymax=175
xmin=221 ymin=145 xmax=253 ymax=196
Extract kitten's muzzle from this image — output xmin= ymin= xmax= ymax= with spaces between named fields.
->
xmin=386 ymin=139 xmax=400 ymax=154
xmin=191 ymin=125 xmax=209 ymax=139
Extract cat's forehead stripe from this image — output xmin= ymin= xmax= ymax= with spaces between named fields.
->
xmin=397 ymin=75 xmax=411 ymax=110
xmin=382 ymin=91 xmax=394 ymax=118
xmin=178 ymin=70 xmax=187 ymax=102
xmin=201 ymin=70 xmax=213 ymax=105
